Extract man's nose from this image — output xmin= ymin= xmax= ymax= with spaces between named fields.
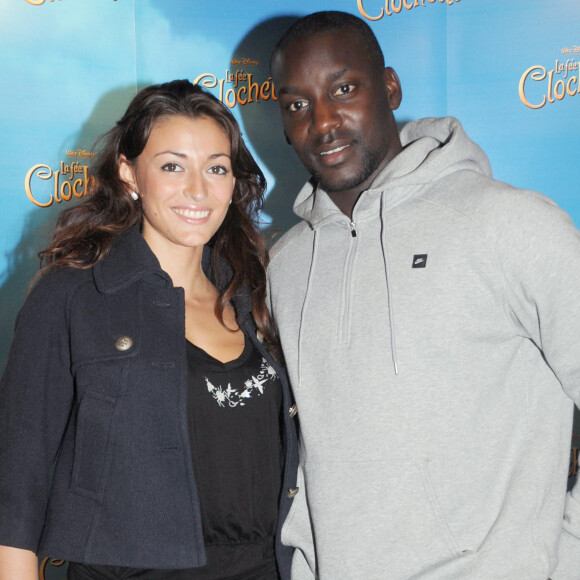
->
xmin=309 ymin=99 xmax=341 ymax=136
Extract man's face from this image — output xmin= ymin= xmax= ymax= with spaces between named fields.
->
xmin=273 ymin=29 xmax=402 ymax=199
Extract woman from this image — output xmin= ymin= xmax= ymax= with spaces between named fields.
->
xmin=0 ymin=80 xmax=297 ymax=580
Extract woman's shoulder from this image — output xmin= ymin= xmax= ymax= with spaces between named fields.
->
xmin=24 ymin=265 xmax=95 ymax=311
xmin=32 ymin=264 xmax=93 ymax=290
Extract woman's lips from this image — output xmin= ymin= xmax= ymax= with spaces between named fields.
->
xmin=172 ymin=207 xmax=212 ymax=222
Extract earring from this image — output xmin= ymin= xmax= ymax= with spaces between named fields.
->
xmin=130 ymin=191 xmax=139 ymax=201
xmin=229 ymin=199 xmax=232 ymax=205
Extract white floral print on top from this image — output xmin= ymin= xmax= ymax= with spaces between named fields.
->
xmin=205 ymin=358 xmax=278 ymax=408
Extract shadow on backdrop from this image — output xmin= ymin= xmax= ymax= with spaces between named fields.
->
xmin=232 ymin=15 xmax=309 ymax=244
xmin=0 ymin=85 xmax=145 ymax=376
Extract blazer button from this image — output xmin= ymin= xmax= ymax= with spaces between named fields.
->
xmin=115 ymin=336 xmax=133 ymax=351
xmin=289 ymin=404 xmax=297 ymax=418
xmin=287 ymin=487 xmax=299 ymax=499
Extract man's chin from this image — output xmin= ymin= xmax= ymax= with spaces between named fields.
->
xmin=316 ymin=173 xmax=369 ymax=195
xmin=310 ymin=157 xmax=379 ymax=195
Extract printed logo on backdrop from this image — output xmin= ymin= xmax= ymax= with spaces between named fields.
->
xmin=25 ymin=150 xmax=94 ymax=208
xmin=519 ymin=45 xmax=580 ymax=109
xmin=193 ymin=58 xmax=276 ymax=109
xmin=358 ymin=0 xmax=460 ymax=21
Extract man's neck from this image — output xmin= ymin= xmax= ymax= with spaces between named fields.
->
xmin=326 ymin=189 xmax=362 ymax=219
xmin=326 ymin=147 xmax=402 ymax=218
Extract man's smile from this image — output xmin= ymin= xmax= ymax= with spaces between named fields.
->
xmin=320 ymin=144 xmax=350 ymax=156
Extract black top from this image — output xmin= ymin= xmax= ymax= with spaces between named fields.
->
xmin=68 ymin=334 xmax=283 ymax=580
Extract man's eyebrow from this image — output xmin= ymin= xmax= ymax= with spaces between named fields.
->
xmin=277 ymin=86 xmax=300 ymax=97
xmin=328 ymin=68 xmax=349 ymax=82
xmin=277 ymin=68 xmax=350 ymax=96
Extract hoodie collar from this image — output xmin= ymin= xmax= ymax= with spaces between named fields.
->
xmin=293 ymin=178 xmax=345 ymax=230
xmin=293 ymin=117 xmax=492 ymax=228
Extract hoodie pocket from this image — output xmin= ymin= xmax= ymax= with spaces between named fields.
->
xmin=70 ymin=391 xmax=117 ymax=498
xmin=302 ymin=458 xmax=466 ymax=579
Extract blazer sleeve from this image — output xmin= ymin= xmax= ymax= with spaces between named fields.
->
xmin=0 ymin=272 xmax=76 ymax=551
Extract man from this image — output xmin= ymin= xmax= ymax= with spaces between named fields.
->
xmin=267 ymin=10 xmax=580 ymax=580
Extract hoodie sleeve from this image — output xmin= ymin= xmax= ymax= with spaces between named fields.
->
xmin=0 ymin=272 xmax=75 ymax=551
xmin=486 ymin=188 xmax=580 ymax=578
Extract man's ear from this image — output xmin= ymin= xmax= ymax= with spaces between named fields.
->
xmin=383 ymin=67 xmax=402 ymax=111
xmin=118 ymin=154 xmax=137 ymax=193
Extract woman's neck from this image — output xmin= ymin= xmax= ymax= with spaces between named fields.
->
xmin=143 ymin=233 xmax=214 ymax=299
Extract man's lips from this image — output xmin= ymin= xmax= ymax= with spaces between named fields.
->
xmin=319 ymin=144 xmax=350 ymax=156
xmin=314 ymin=142 xmax=352 ymax=167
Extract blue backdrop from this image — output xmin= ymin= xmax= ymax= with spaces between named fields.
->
xmin=0 ymin=2 xmax=579 ymax=576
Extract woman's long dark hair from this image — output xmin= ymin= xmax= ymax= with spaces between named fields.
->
xmin=39 ymin=80 xmax=278 ymax=355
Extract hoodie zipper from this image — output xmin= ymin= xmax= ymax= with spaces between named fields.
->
xmin=339 ymin=220 xmax=358 ymax=344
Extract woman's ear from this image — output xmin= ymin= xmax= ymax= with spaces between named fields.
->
xmin=118 ymin=154 xmax=137 ymax=192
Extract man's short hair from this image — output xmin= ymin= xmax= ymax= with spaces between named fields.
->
xmin=271 ymin=11 xmax=385 ymax=73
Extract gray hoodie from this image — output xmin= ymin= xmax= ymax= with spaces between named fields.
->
xmin=267 ymin=117 xmax=580 ymax=579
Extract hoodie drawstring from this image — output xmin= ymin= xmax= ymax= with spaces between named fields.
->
xmin=380 ymin=192 xmax=400 ymax=375
xmin=297 ymin=229 xmax=319 ymax=388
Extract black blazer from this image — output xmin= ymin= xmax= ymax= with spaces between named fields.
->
xmin=0 ymin=227 xmax=298 ymax=577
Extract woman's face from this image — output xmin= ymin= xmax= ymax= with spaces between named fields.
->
xmin=120 ymin=114 xmax=235 ymax=254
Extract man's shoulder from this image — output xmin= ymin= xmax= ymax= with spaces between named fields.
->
xmin=269 ymin=220 xmax=313 ymax=266
xmin=425 ymin=171 xmax=579 ymax=257
xmin=428 ymin=170 xmax=562 ymax=222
